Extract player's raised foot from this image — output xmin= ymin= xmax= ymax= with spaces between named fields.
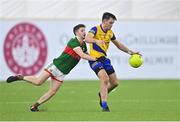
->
xmin=98 ymin=92 xmax=102 ymax=107
xmin=6 ymin=75 xmax=23 ymax=83
xmin=30 ymin=105 xmax=39 ymax=112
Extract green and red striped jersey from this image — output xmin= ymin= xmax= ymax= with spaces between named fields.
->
xmin=53 ymin=37 xmax=87 ymax=74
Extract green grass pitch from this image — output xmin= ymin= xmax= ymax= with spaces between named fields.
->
xmin=0 ymin=80 xmax=180 ymax=121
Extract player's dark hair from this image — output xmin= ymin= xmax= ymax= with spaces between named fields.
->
xmin=73 ymin=24 xmax=86 ymax=35
xmin=102 ymin=12 xmax=117 ymax=21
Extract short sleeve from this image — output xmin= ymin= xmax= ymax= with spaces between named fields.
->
xmin=67 ymin=39 xmax=80 ymax=49
xmin=88 ymin=26 xmax=97 ymax=35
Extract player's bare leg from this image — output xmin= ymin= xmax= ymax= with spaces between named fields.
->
xmin=23 ymin=71 xmax=50 ymax=86
xmin=97 ymin=69 xmax=110 ymax=112
xmin=108 ymin=73 xmax=119 ymax=93
xmin=6 ymin=71 xmax=50 ymax=86
xmin=30 ymin=79 xmax=62 ymax=112
xmin=98 ymin=69 xmax=109 ymax=101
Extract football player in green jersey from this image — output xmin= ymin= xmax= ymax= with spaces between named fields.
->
xmin=6 ymin=24 xmax=97 ymax=112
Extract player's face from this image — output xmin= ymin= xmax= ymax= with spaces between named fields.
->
xmin=77 ymin=27 xmax=86 ymax=39
xmin=104 ymin=18 xmax=115 ymax=30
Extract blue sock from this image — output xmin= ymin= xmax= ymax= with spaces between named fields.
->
xmin=102 ymin=101 xmax=108 ymax=108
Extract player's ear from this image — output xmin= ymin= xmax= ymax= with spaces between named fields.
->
xmin=102 ymin=19 xmax=105 ymax=23
xmin=74 ymin=30 xmax=78 ymax=36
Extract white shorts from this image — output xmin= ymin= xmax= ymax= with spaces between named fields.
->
xmin=44 ymin=63 xmax=66 ymax=82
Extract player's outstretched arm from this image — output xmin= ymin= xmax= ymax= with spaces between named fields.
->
xmin=111 ymin=39 xmax=140 ymax=55
xmin=73 ymin=47 xmax=96 ymax=61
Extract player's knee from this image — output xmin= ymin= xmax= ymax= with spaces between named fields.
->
xmin=102 ymin=77 xmax=109 ymax=85
xmin=35 ymin=78 xmax=44 ymax=86
xmin=35 ymin=82 xmax=42 ymax=86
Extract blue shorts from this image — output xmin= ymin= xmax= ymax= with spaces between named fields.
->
xmin=89 ymin=57 xmax=115 ymax=75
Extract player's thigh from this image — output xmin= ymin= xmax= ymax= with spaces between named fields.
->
xmin=38 ymin=70 xmax=51 ymax=83
xmin=102 ymin=58 xmax=115 ymax=76
xmin=97 ymin=69 xmax=110 ymax=83
xmin=109 ymin=72 xmax=119 ymax=85
xmin=89 ymin=60 xmax=110 ymax=83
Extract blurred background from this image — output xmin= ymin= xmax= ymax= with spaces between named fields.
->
xmin=0 ymin=0 xmax=180 ymax=80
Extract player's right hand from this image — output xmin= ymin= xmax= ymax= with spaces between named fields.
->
xmin=132 ymin=51 xmax=142 ymax=56
xmin=95 ymin=40 xmax=105 ymax=45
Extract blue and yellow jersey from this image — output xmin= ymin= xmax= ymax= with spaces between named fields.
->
xmin=88 ymin=25 xmax=116 ymax=58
